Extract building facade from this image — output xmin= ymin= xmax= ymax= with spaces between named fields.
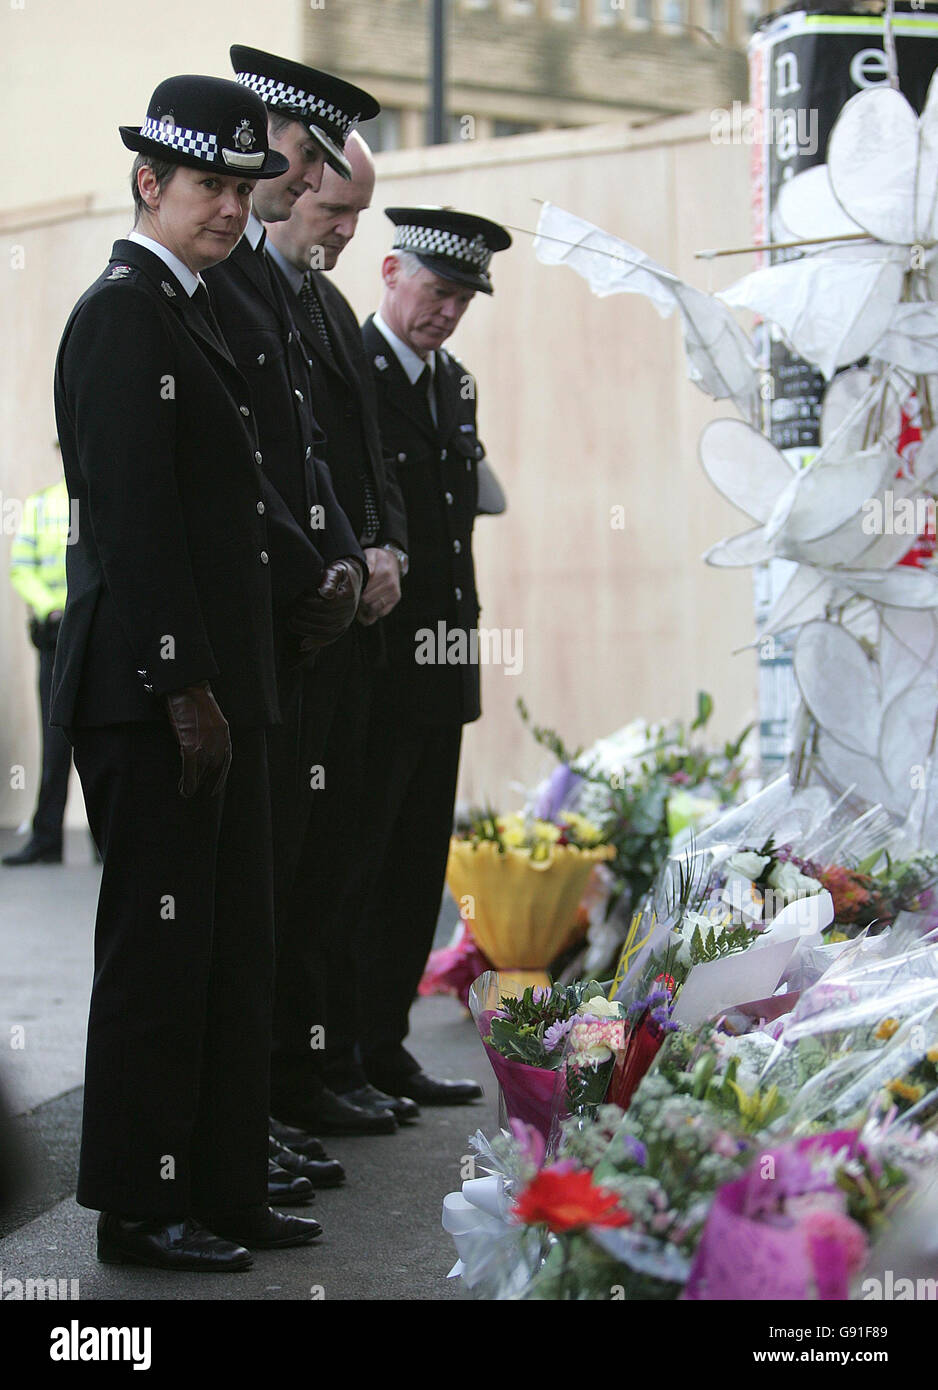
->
xmin=303 ymin=0 xmax=765 ymax=150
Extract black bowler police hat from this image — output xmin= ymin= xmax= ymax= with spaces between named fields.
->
xmin=384 ymin=207 xmax=512 ymax=295
xmin=230 ymin=45 xmax=380 ymax=181
xmin=120 ymin=75 xmax=289 ymax=179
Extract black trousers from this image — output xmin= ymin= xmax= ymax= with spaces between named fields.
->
xmin=355 ymin=708 xmax=464 ymax=1081
xmin=72 ymin=722 xmax=273 ymax=1217
xmin=32 ymin=638 xmax=72 ymax=851
xmin=270 ymin=634 xmax=371 ymax=1107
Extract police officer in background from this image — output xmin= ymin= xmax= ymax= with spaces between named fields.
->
xmin=264 ymin=134 xmax=418 ymax=1134
xmin=52 ymin=75 xmax=321 ymax=1269
xmin=353 ymin=208 xmax=511 ymax=1106
xmin=5 ymin=475 xmax=72 ymax=866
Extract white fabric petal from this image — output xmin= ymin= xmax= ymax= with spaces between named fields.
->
xmin=777 ymin=164 xmax=864 ymax=242
xmin=816 ymin=730 xmax=910 ymax=816
xmin=698 ymin=419 xmax=793 ymax=522
xmin=794 ymin=621 xmax=880 ymax=756
xmin=828 ymin=85 xmax=920 ymax=244
xmin=870 ymin=303 xmax=938 ymax=374
xmin=761 ymin=566 xmax=835 ymax=637
xmin=719 ymin=249 xmax=905 ymax=381
xmin=703 ymin=527 xmax=776 ymax=567
xmin=880 ymin=682 xmax=938 ymax=801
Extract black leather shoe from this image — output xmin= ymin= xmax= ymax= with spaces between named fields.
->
xmin=2 ymin=841 xmax=62 ymax=866
xmin=269 ymin=1137 xmax=345 ymax=1189
xmin=267 ymin=1157 xmax=314 ymax=1205
xmin=371 ymin=1069 xmax=484 ymax=1106
xmin=269 ymin=1118 xmax=327 ymax=1160
xmin=96 ymin=1214 xmax=252 ymax=1272
xmin=275 ymin=1087 xmax=397 ymax=1136
xmin=340 ymin=1084 xmax=420 ymax=1124
xmin=199 ymin=1205 xmax=322 ymax=1248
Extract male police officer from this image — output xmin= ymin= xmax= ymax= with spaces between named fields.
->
xmin=53 ymin=75 xmax=321 ymax=1268
xmin=264 ymin=136 xmax=417 ymax=1133
xmin=354 ymin=208 xmax=511 ymax=1105
xmin=204 ymin=48 xmax=388 ymax=1146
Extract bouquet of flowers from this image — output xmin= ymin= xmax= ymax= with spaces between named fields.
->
xmin=469 ymin=974 xmax=627 ymax=1141
xmin=446 ymin=809 xmax=614 ymax=976
xmin=516 ymin=693 xmax=751 ymax=972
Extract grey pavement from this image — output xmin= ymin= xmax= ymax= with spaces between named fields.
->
xmin=0 ymin=827 xmax=497 ymax=1302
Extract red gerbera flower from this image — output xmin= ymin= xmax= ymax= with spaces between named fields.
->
xmin=513 ymin=1167 xmax=632 ymax=1233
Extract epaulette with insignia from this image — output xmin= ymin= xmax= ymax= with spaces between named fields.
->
xmin=106 ymin=264 xmax=133 ymax=281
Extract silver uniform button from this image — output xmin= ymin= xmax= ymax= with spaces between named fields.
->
xmin=257 ymin=501 xmax=265 ymax=515
xmin=453 ymin=539 xmax=461 ymax=554
xmin=306 ymin=446 xmax=312 ymax=460
xmin=455 ymin=586 xmax=462 ymax=600
xmin=440 ymin=448 xmax=447 ymax=460
xmin=260 ymin=550 xmax=269 ymax=564
xmin=240 ymin=404 xmax=250 ymax=416
xmin=294 ymin=388 xmax=304 ymax=402
xmin=397 ymin=452 xmax=406 ymax=463
xmin=255 ymin=451 xmax=263 ymax=465
xmin=445 ymin=491 xmax=454 ymax=505
xmin=256 ymin=352 xmax=265 ymax=365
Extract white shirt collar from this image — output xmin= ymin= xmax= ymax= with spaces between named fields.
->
xmin=127 ymin=231 xmax=203 ymax=297
xmin=265 ymin=238 xmax=305 ymax=295
xmin=373 ymin=310 xmax=435 ymax=386
xmin=245 ymin=210 xmax=266 ymax=251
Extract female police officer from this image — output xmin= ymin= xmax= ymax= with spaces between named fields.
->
xmin=51 ymin=75 xmax=321 ymax=1270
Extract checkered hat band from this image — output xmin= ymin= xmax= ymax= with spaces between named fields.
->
xmin=142 ymin=117 xmax=218 ymax=160
xmin=235 ymin=71 xmax=357 ymax=140
xmin=393 ymin=224 xmax=492 ymax=270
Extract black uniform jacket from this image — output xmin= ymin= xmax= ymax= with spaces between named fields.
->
xmin=361 ymin=315 xmax=485 ymax=727
xmin=51 ymin=239 xmax=306 ymax=731
xmin=282 ymin=266 xmax=408 ymax=556
xmin=203 ymin=237 xmax=363 ymax=600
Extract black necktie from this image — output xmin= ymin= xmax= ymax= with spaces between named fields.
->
xmin=417 ymin=362 xmax=438 ymax=426
xmin=191 ymin=282 xmax=223 ymax=343
xmin=299 ymin=272 xmax=380 ymax=545
xmin=299 ymin=271 xmax=334 ymax=357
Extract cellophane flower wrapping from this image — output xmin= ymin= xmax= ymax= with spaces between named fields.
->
xmin=468 ymin=972 xmax=568 ymax=1144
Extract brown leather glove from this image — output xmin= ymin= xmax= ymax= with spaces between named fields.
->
xmin=164 ymin=681 xmax=232 ymax=798
xmin=288 ymin=558 xmax=364 ymax=653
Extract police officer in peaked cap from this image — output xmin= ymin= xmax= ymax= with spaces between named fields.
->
xmin=52 ymin=74 xmax=322 ymax=1270
xmin=350 ymin=207 xmax=512 ymax=1107
xmin=205 ymin=47 xmax=405 ymax=1146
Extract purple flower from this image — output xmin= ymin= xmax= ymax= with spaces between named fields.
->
xmin=509 ymin=1119 xmax=546 ymax=1170
xmin=530 ymin=986 xmax=551 ymax=1006
xmin=532 ymin=764 xmax=582 ymax=822
xmin=621 ymin=1135 xmax=647 ymax=1167
xmin=544 ymin=1017 xmax=574 ymax=1052
xmin=650 ymin=1008 xmax=680 ymax=1033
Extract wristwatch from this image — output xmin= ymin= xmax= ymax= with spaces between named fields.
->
xmin=382 ymin=543 xmax=409 ymax=577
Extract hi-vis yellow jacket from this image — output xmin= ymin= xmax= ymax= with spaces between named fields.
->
xmin=9 ymin=480 xmax=70 ymax=620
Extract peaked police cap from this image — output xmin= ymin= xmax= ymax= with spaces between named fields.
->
xmin=230 ymin=45 xmax=380 ymax=181
xmin=120 ymin=75 xmax=289 ymax=179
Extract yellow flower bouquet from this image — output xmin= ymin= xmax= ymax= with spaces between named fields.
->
xmin=446 ymin=810 xmax=615 ymax=974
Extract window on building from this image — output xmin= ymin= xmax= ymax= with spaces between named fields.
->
xmin=462 ymin=0 xmax=492 ymax=9
xmin=360 ymin=106 xmax=404 ymax=153
xmin=661 ymin=0 xmax=686 ymax=27
xmin=631 ymin=0 xmax=653 ymax=26
xmin=593 ymin=0 xmax=618 ymax=23
xmin=493 ymin=118 xmax=541 ymax=137
xmin=553 ymin=0 xmax=580 ymax=18
xmin=705 ymin=0 xmax=726 ymax=33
